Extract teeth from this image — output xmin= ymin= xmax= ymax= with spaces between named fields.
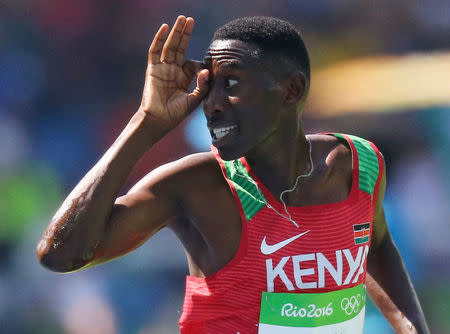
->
xmin=212 ymin=125 xmax=237 ymax=139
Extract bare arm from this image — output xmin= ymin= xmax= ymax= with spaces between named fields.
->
xmin=367 ymin=160 xmax=430 ymax=333
xmin=36 ymin=16 xmax=209 ymax=273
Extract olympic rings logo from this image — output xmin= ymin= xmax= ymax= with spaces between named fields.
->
xmin=340 ymin=294 xmax=363 ymax=315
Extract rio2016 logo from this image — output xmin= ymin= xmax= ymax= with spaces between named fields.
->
xmin=340 ymin=294 xmax=365 ymax=315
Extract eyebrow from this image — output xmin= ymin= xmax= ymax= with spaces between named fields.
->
xmin=218 ymin=60 xmax=243 ymax=69
xmin=203 ymin=56 xmax=244 ymax=68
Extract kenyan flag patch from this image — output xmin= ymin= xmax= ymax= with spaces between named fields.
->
xmin=353 ymin=223 xmax=370 ymax=245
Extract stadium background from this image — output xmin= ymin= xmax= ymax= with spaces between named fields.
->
xmin=1 ymin=0 xmax=449 ymax=333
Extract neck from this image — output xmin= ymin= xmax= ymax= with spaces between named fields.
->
xmin=245 ymin=115 xmax=311 ymax=200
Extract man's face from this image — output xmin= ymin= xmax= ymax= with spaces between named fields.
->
xmin=203 ymin=39 xmax=286 ymax=160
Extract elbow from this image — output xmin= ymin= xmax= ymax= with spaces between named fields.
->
xmin=36 ymin=239 xmax=86 ymax=273
xmin=37 ymin=253 xmax=77 ymax=273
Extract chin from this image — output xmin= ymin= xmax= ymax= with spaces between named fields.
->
xmin=215 ymin=144 xmax=246 ymax=161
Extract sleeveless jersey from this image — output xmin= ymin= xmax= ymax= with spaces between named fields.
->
xmin=179 ymin=133 xmax=384 ymax=334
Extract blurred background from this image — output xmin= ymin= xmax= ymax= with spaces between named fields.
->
xmin=1 ymin=0 xmax=449 ymax=333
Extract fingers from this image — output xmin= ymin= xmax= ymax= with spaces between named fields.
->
xmin=161 ymin=15 xmax=186 ymax=64
xmin=149 ymin=16 xmax=194 ymax=66
xmin=175 ymin=18 xmax=194 ymax=66
xmin=148 ymin=24 xmax=169 ymax=64
xmin=161 ymin=16 xmax=194 ymax=64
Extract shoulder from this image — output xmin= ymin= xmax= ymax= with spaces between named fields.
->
xmin=307 ymin=133 xmax=383 ymax=186
xmin=128 ymin=151 xmax=224 ymax=197
xmin=307 ymin=133 xmax=352 ymax=169
xmin=310 ymin=133 xmax=386 ymax=197
xmin=157 ymin=151 xmax=218 ymax=176
xmin=309 ymin=133 xmax=384 ymax=165
xmin=171 ymin=151 xmax=225 ymax=186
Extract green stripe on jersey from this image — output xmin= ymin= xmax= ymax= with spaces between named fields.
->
xmin=334 ymin=134 xmax=380 ymax=195
xmin=223 ymin=159 xmax=266 ymax=221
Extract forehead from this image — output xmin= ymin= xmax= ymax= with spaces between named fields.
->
xmin=205 ymin=39 xmax=262 ymax=68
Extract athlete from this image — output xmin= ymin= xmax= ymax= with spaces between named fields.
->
xmin=36 ymin=16 xmax=429 ymax=333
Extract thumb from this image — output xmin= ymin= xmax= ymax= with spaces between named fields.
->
xmin=187 ymin=69 xmax=209 ymax=112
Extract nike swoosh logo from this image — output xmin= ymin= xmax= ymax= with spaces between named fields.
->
xmin=260 ymin=230 xmax=310 ymax=255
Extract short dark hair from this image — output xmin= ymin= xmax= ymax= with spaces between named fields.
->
xmin=212 ymin=16 xmax=310 ymax=85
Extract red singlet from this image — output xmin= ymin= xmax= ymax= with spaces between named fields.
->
xmin=179 ymin=134 xmax=384 ymax=334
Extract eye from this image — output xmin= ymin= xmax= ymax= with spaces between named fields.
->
xmin=225 ymin=78 xmax=239 ymax=89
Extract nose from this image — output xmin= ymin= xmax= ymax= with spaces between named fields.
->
xmin=203 ymin=83 xmax=227 ymax=117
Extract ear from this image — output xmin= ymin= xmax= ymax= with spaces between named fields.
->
xmin=284 ymin=71 xmax=307 ymax=104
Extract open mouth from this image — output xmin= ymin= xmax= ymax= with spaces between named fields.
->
xmin=210 ymin=125 xmax=239 ymax=141
xmin=211 ymin=125 xmax=237 ymax=139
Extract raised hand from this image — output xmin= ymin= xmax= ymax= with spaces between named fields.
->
xmin=140 ymin=16 xmax=209 ymax=131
